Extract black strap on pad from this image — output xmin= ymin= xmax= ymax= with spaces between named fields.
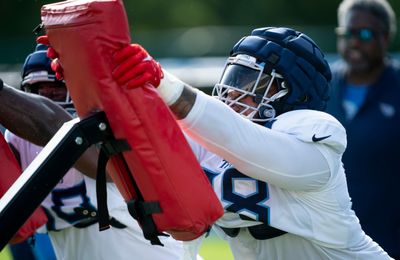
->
xmin=127 ymin=199 xmax=167 ymax=246
xmin=96 ymin=139 xmax=130 ymax=231
xmin=96 ymin=138 xmax=167 ymax=246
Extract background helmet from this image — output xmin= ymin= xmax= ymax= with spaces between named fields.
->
xmin=21 ymin=44 xmax=74 ymax=112
xmin=213 ymin=27 xmax=331 ymax=122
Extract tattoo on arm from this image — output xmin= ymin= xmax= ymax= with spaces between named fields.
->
xmin=169 ymin=86 xmax=197 ymax=120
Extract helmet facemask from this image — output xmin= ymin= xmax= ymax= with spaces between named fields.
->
xmin=22 ymin=81 xmax=73 ymax=110
xmin=212 ymin=54 xmax=288 ymax=122
xmin=21 ymin=44 xmax=75 ymax=114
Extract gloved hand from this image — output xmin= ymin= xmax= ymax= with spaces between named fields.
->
xmin=112 ymin=44 xmax=163 ymax=89
xmin=36 ymin=35 xmax=64 ymax=80
xmin=113 ymin=44 xmax=187 ymax=105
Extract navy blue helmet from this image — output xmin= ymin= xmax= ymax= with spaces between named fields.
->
xmin=21 ymin=44 xmax=58 ymax=87
xmin=21 ymin=44 xmax=73 ymax=111
xmin=213 ymin=27 xmax=331 ymax=122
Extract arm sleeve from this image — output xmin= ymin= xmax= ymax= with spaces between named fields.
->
xmin=179 ymin=91 xmax=330 ymax=191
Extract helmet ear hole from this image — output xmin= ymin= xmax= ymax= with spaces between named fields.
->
xmin=258 ymin=105 xmax=276 ymax=120
xmin=299 ymin=95 xmax=309 ymax=103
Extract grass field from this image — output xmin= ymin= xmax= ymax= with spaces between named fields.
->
xmin=199 ymin=233 xmax=233 ymax=260
xmin=0 ymin=247 xmax=10 ymax=260
xmin=0 ymin=233 xmax=233 ymax=260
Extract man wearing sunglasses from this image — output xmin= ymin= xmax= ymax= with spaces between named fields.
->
xmin=327 ymin=0 xmax=400 ymax=258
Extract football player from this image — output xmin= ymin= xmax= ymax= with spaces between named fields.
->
xmin=2 ymin=44 xmax=186 ymax=260
xmin=111 ymin=27 xmax=393 ymax=259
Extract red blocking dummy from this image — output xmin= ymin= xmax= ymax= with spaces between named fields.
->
xmin=0 ymin=133 xmax=48 ymax=244
xmin=41 ymin=0 xmax=223 ymax=241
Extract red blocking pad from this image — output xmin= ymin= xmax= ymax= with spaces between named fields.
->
xmin=0 ymin=133 xmax=48 ymax=244
xmin=41 ymin=0 xmax=223 ymax=241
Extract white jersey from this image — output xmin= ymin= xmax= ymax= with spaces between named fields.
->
xmin=181 ymin=91 xmax=391 ymax=260
xmin=5 ymin=130 xmax=185 ymax=260
xmin=5 ymin=130 xmax=91 ymax=231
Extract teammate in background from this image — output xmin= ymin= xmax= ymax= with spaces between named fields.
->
xmin=110 ymin=27 xmax=392 ymax=259
xmin=326 ymin=1 xmax=400 ymax=258
xmin=1 ymin=45 xmax=185 ymax=260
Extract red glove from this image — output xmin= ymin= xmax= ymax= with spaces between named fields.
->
xmin=36 ymin=35 xmax=64 ymax=80
xmin=112 ymin=44 xmax=163 ymax=89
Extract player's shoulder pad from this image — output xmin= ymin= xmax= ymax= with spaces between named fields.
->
xmin=271 ymin=110 xmax=347 ymax=154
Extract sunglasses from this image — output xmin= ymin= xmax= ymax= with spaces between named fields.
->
xmin=335 ymin=27 xmax=378 ymax=42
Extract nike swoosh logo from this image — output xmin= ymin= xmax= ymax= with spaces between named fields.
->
xmin=312 ymin=134 xmax=331 ymax=142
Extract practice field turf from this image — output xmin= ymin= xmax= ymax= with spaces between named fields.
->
xmin=0 ymin=233 xmax=233 ymax=260
xmin=0 ymin=247 xmax=10 ymax=260
xmin=199 ymin=233 xmax=233 ymax=260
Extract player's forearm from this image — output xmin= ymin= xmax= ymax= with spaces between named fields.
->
xmin=158 ymin=70 xmax=197 ymax=119
xmin=168 ymin=86 xmax=197 ymax=119
xmin=0 ymin=84 xmax=72 ymax=146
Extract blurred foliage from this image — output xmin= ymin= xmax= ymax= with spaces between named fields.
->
xmin=0 ymin=0 xmax=399 ymax=63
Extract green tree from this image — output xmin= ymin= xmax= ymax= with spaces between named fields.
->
xmin=0 ymin=0 xmax=398 ymax=63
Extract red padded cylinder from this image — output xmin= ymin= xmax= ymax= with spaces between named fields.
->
xmin=41 ymin=0 xmax=223 ymax=241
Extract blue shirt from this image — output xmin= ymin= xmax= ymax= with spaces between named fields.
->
xmin=343 ymin=83 xmax=369 ymax=121
xmin=326 ymin=58 xmax=400 ymax=257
